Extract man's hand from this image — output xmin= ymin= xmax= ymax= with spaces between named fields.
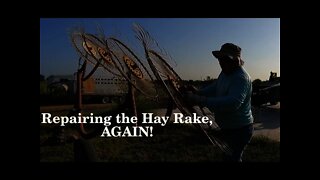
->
xmin=179 ymin=84 xmax=198 ymax=94
xmin=186 ymin=85 xmax=198 ymax=93
xmin=183 ymin=91 xmax=205 ymax=106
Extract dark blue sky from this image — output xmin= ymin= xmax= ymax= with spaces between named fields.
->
xmin=40 ymin=18 xmax=280 ymax=80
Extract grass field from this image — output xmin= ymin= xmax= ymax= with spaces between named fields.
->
xmin=40 ymin=122 xmax=279 ymax=162
xmin=40 ymin=94 xmax=279 ymax=162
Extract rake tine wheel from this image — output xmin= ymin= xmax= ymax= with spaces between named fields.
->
xmin=133 ymin=23 xmax=232 ymax=155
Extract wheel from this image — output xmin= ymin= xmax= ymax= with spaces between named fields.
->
xmin=102 ymin=97 xmax=110 ymax=104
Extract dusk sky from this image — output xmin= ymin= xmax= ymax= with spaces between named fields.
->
xmin=40 ymin=18 xmax=280 ymax=81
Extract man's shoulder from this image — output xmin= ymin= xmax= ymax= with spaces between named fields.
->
xmin=234 ymin=67 xmax=251 ymax=81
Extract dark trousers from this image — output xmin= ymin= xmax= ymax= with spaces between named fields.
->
xmin=219 ymin=124 xmax=253 ymax=162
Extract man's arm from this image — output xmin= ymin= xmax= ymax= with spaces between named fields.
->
xmin=199 ymin=75 xmax=250 ymax=112
xmin=197 ymin=80 xmax=217 ymax=96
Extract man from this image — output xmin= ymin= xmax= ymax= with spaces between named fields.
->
xmin=185 ymin=43 xmax=254 ymax=162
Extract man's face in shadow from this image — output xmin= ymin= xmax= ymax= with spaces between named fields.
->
xmin=218 ymin=56 xmax=237 ymax=75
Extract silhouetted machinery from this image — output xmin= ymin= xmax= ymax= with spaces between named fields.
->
xmin=252 ymin=71 xmax=280 ymax=106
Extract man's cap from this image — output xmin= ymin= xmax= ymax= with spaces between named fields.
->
xmin=212 ymin=43 xmax=241 ymax=61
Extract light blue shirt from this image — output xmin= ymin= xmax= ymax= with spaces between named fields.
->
xmin=198 ymin=66 xmax=253 ymax=129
